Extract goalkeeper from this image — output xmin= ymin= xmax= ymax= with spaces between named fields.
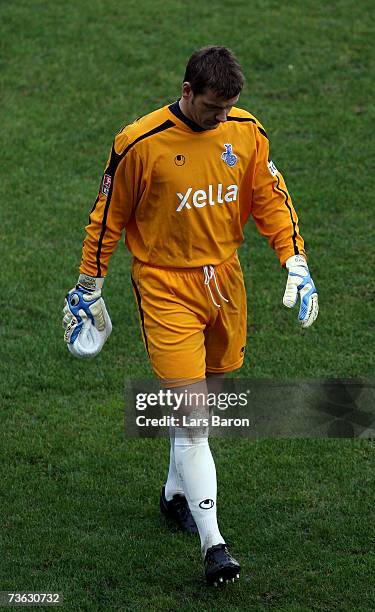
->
xmin=63 ymin=46 xmax=318 ymax=587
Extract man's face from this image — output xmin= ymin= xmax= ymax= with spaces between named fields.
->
xmin=181 ymin=84 xmax=239 ymax=130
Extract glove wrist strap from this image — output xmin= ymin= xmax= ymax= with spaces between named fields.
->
xmin=77 ymin=273 xmax=105 ymax=291
xmin=285 ymin=255 xmax=307 ymax=269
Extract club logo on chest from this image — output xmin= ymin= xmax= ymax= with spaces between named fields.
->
xmin=221 ymin=143 xmax=238 ymax=167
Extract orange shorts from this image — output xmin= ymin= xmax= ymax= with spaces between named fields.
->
xmin=131 ymin=251 xmax=247 ymax=385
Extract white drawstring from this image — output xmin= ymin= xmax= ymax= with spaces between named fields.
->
xmin=203 ymin=265 xmax=229 ymax=308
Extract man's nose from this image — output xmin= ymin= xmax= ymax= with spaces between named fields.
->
xmin=216 ymin=110 xmax=227 ymax=122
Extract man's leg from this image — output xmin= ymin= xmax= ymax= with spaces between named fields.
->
xmin=164 ymin=423 xmax=184 ymax=500
xmin=160 ymin=420 xmax=199 ymax=534
xmin=172 ymin=378 xmax=225 ymax=554
xmin=164 ymin=374 xmax=223 ymax=502
xmin=172 ymin=377 xmax=240 ymax=585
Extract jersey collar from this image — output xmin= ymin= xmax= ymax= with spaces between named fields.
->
xmin=168 ymin=100 xmax=206 ymax=132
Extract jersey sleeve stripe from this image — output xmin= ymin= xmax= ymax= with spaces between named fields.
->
xmin=86 ymin=195 xmax=100 ymax=240
xmin=274 ymin=173 xmax=300 ymax=255
xmin=95 ymin=119 xmax=175 ymax=276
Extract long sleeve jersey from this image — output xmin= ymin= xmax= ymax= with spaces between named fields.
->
xmin=80 ymin=101 xmax=305 ymax=277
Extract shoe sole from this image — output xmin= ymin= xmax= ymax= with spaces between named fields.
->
xmin=206 ymin=563 xmax=241 ymax=586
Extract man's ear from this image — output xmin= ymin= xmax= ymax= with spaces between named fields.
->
xmin=181 ymin=82 xmax=193 ymax=100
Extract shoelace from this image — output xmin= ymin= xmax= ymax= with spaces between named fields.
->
xmin=203 ymin=265 xmax=229 ymax=308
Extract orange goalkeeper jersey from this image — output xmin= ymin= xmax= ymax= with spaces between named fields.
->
xmin=80 ymin=101 xmax=305 ymax=277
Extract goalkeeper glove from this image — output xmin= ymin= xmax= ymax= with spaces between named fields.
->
xmin=62 ymin=274 xmax=112 ymax=358
xmin=283 ymin=255 xmax=319 ymax=328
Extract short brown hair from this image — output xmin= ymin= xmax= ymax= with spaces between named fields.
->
xmin=183 ymin=46 xmax=244 ymax=99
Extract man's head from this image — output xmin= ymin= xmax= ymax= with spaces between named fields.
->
xmin=180 ymin=46 xmax=244 ymax=130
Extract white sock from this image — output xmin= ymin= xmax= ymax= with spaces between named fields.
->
xmin=174 ymin=428 xmax=225 ymax=555
xmin=165 ymin=425 xmax=185 ymax=501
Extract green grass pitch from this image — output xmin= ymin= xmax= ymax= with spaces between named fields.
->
xmin=1 ymin=0 xmax=374 ymax=609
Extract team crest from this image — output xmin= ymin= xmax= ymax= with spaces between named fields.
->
xmin=100 ymin=173 xmax=112 ymax=196
xmin=221 ymin=143 xmax=238 ymax=167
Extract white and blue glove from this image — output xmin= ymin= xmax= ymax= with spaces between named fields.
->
xmin=62 ymin=274 xmax=112 ymax=358
xmin=283 ymin=255 xmax=319 ymax=328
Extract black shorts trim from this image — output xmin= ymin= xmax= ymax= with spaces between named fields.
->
xmin=131 ymin=275 xmax=150 ymax=357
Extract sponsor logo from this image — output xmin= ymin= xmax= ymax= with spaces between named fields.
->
xmin=268 ymin=160 xmax=278 ymax=176
xmin=199 ymin=499 xmax=214 ymax=510
xmin=174 ymin=154 xmax=185 ymax=166
xmin=101 ymin=173 xmax=112 ymax=196
xmin=221 ymin=143 xmax=238 ymax=167
xmin=176 ymin=184 xmax=238 ymax=212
